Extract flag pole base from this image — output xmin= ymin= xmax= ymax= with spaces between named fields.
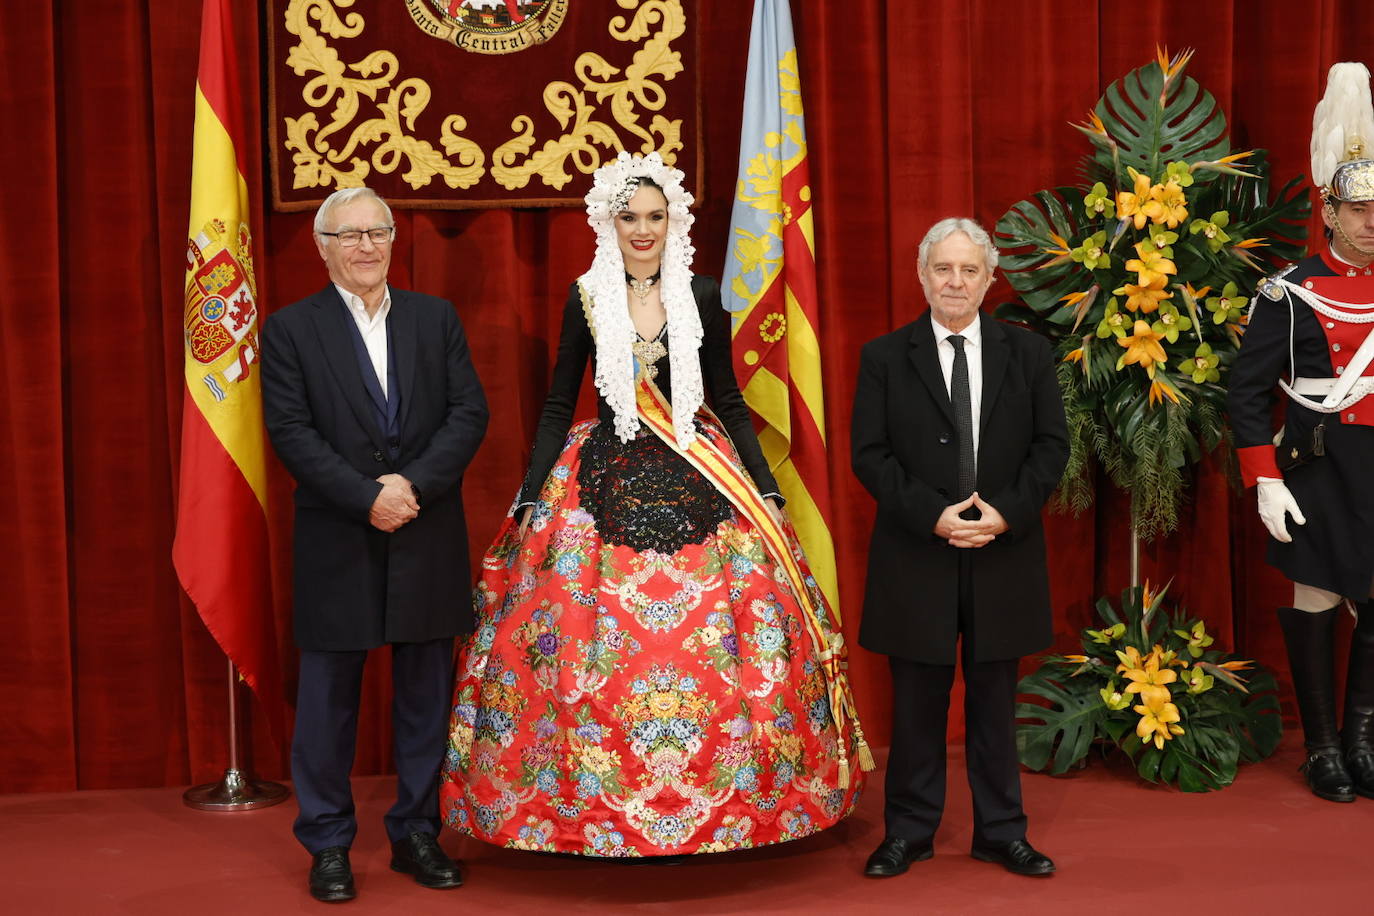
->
xmin=183 ymin=768 xmax=290 ymax=811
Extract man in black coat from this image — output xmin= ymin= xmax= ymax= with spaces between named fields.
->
xmin=262 ymin=187 xmax=488 ymax=902
xmin=851 ymin=218 xmax=1067 ymax=879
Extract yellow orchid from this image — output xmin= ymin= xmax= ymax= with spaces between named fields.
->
xmin=1205 ymin=281 xmax=1248 ymax=325
xmin=1071 ymin=230 xmax=1112 ymax=270
xmin=1150 ymin=302 xmax=1192 ymax=344
xmin=1189 ymin=210 xmax=1232 ymax=252
xmin=1087 ymin=622 xmax=1126 ymax=645
xmin=1135 ymin=695 xmax=1185 ymax=749
xmin=1182 ymin=665 xmax=1214 ymax=694
xmin=1116 ymin=168 xmax=1155 ymax=229
xmin=1146 ymin=224 xmax=1179 ymax=257
xmin=1126 ymin=242 xmax=1177 ymax=286
xmin=1163 ymin=160 xmax=1195 ymax=189
xmin=1117 ymin=320 xmax=1169 ymax=378
xmin=1186 ymin=342 xmax=1221 ymax=383
xmin=1174 ymin=620 xmax=1215 ymax=658
xmin=1097 ymin=297 xmax=1132 ymax=339
xmin=1114 ymin=274 xmax=1172 ymax=314
xmin=1101 ymin=681 xmax=1133 ymax=711
xmin=1084 ymin=182 xmax=1117 ymax=218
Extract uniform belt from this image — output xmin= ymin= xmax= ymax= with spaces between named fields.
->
xmin=1285 ymin=375 xmax=1374 ymax=411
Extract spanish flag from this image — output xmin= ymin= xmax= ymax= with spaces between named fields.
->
xmin=723 ymin=0 xmax=839 ymax=618
xmin=172 ymin=0 xmax=284 ymax=743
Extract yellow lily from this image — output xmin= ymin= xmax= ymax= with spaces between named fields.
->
xmin=1116 ymin=168 xmax=1155 ymax=230
xmin=1150 ymin=179 xmax=1189 ymax=229
xmin=1114 ymin=274 xmax=1172 ymax=314
xmin=1135 ymin=695 xmax=1185 ymax=749
xmin=1127 ymin=243 xmax=1177 ymax=286
xmin=1117 ymin=320 xmax=1169 ymax=378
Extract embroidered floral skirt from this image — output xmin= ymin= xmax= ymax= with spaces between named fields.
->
xmin=440 ymin=416 xmax=863 ymax=856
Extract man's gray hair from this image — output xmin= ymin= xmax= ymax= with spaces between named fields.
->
xmin=313 ymin=186 xmax=395 ymax=234
xmin=917 ymin=217 xmax=998 ymax=273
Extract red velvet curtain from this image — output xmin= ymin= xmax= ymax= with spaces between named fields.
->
xmin=4 ymin=0 xmax=1373 ymax=793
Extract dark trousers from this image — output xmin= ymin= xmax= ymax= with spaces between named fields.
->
xmin=883 ymin=554 xmax=1026 ymax=846
xmin=292 ymin=638 xmax=455 ymax=853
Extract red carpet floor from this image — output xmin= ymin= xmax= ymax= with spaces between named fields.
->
xmin=3 ymin=745 xmax=1371 ymax=914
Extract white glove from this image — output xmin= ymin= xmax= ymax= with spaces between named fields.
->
xmin=1256 ymin=478 xmax=1306 ymax=543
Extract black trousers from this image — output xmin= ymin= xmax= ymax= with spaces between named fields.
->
xmin=291 ymin=638 xmax=455 ymax=853
xmin=882 ymin=554 xmax=1026 ymax=846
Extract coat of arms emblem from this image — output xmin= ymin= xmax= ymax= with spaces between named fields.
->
xmin=185 ymin=219 xmax=259 ymax=402
xmin=404 ymin=0 xmax=569 ymax=54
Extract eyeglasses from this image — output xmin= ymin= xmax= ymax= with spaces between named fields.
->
xmin=319 ymin=226 xmax=395 ymax=247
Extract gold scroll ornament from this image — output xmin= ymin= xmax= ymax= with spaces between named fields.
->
xmin=280 ymin=0 xmax=686 ymax=200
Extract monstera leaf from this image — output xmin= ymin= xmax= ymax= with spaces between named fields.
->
xmin=995 ymin=187 xmax=1092 ymax=322
xmin=1016 ymin=666 xmax=1104 ymax=774
xmin=1089 ymin=53 xmax=1230 ymax=184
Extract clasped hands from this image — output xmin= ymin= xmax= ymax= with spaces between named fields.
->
xmin=933 ymin=492 xmax=1007 ymax=548
xmin=370 ymin=473 xmax=418 ymax=532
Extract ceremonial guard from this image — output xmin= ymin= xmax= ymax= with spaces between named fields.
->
xmin=1229 ymin=63 xmax=1374 ymax=803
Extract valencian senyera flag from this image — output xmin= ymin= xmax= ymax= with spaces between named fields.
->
xmin=723 ymin=0 xmax=840 ymax=617
xmin=173 ymin=0 xmax=285 ymax=744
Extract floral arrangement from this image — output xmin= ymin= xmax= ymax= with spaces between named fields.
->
xmin=1016 ymin=583 xmax=1281 ymax=792
xmin=995 ymin=49 xmax=1310 ymax=536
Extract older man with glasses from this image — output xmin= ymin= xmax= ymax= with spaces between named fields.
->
xmin=262 ymin=187 xmax=488 ymax=902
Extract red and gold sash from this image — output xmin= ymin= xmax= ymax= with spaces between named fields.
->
xmin=635 ymin=377 xmax=873 ymax=786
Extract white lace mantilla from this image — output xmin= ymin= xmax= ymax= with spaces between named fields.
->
xmin=578 ymin=151 xmax=703 ymax=449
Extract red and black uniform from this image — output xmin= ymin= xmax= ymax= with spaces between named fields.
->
xmin=1229 ymin=250 xmax=1374 ymax=597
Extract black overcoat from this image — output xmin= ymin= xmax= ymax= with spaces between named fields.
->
xmin=261 ymin=285 xmax=489 ymax=651
xmin=851 ymin=312 xmax=1068 ymax=665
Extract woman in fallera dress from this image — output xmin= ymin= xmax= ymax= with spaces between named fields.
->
xmin=439 ymin=151 xmax=870 ymax=857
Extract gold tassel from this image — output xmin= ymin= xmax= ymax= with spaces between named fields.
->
xmin=838 ymin=759 xmax=851 ymax=789
xmin=853 ymin=721 xmax=877 ymax=772
xmin=857 ymin=738 xmax=876 ymax=773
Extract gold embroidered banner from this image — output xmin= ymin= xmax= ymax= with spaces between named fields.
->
xmin=268 ymin=0 xmax=700 ymax=210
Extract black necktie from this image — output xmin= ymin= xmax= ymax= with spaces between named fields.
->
xmin=949 ymin=334 xmax=975 ymax=500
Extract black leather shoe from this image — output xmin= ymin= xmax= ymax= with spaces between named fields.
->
xmin=390 ymin=832 xmax=463 ymax=889
xmin=863 ymin=836 xmax=933 ymax=877
xmin=309 ymin=846 xmax=356 ymax=903
xmin=1302 ymin=749 xmax=1356 ymax=802
xmin=1347 ymin=747 xmax=1374 ymax=799
xmin=970 ymin=839 xmax=1055 ymax=876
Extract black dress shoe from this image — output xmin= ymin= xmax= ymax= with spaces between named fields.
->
xmin=1302 ymin=749 xmax=1356 ymax=802
xmin=309 ymin=846 xmax=356 ymax=903
xmin=863 ymin=836 xmax=934 ymax=877
xmin=970 ymin=839 xmax=1055 ymax=876
xmin=390 ymin=832 xmax=463 ymax=889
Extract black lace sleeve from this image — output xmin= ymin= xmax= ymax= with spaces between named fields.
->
xmin=517 ymin=283 xmax=592 ymax=507
xmin=695 ymin=275 xmax=783 ymax=502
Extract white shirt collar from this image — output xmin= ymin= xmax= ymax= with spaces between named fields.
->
xmin=334 ymin=283 xmax=391 ymax=316
xmin=930 ymin=312 xmax=982 ymax=347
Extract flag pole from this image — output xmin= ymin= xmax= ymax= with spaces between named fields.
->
xmin=183 ymin=658 xmax=289 ymax=810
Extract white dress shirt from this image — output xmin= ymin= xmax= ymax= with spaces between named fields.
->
xmin=930 ymin=314 xmax=983 ymax=463
xmin=336 ymin=284 xmax=392 ymax=398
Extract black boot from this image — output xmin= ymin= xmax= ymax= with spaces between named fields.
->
xmin=1343 ymin=601 xmax=1374 ymax=799
xmin=1277 ymin=606 xmax=1356 ymax=802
